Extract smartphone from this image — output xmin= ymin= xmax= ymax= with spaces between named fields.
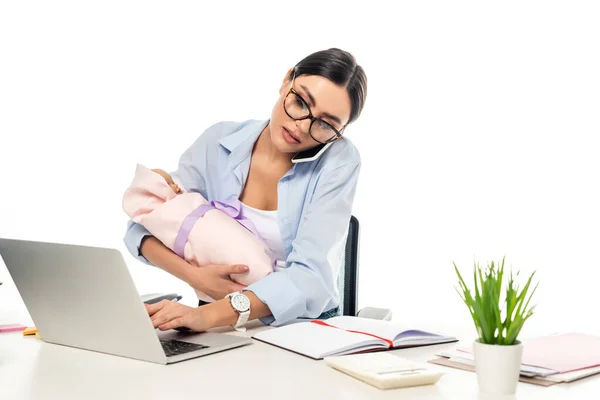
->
xmin=291 ymin=142 xmax=333 ymax=164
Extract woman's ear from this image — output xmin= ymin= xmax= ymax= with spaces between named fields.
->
xmin=279 ymin=68 xmax=294 ymax=95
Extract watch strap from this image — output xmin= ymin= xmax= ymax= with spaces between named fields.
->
xmin=234 ymin=309 xmax=250 ymax=330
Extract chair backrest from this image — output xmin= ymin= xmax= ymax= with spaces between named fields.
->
xmin=338 ymin=215 xmax=360 ymax=316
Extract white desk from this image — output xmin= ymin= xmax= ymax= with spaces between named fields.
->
xmin=1 ymin=321 xmax=598 ymax=400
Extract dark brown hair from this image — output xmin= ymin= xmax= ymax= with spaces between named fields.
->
xmin=291 ymin=48 xmax=367 ymax=124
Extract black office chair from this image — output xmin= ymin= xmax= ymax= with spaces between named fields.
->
xmin=337 ymin=215 xmax=392 ymax=320
xmin=338 ymin=215 xmax=360 ymax=316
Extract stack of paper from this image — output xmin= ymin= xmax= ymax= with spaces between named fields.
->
xmin=429 ymin=332 xmax=600 ymax=386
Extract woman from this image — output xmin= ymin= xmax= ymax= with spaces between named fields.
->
xmin=123 ymin=47 xmax=367 ymax=332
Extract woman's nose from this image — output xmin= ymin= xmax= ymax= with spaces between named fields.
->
xmin=295 ymin=119 xmax=311 ymax=134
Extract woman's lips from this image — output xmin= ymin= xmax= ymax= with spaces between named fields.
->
xmin=282 ymin=127 xmax=301 ymax=144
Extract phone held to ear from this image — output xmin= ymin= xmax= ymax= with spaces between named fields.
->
xmin=291 ymin=142 xmax=333 ymax=164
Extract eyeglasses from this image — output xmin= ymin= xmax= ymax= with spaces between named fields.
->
xmin=283 ymin=78 xmax=346 ymax=144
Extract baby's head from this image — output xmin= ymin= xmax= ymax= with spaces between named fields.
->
xmin=151 ymin=169 xmax=182 ymax=194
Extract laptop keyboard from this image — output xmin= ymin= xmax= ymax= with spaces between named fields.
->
xmin=160 ymin=339 xmax=209 ymax=357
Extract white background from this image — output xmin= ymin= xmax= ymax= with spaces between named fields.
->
xmin=1 ymin=1 xmax=599 ymax=341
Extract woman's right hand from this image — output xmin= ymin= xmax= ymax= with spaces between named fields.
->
xmin=185 ymin=264 xmax=249 ymax=300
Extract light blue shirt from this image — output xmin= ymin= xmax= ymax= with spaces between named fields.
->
xmin=123 ymin=119 xmax=361 ymax=326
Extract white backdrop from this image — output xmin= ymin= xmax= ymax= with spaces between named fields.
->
xmin=1 ymin=1 xmax=599 ymax=341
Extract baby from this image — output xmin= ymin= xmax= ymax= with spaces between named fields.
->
xmin=122 ymin=164 xmax=275 ymax=302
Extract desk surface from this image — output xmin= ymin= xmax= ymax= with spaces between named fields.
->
xmin=1 ymin=321 xmax=598 ymax=400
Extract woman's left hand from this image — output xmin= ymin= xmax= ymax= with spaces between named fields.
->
xmin=145 ymin=300 xmax=213 ymax=332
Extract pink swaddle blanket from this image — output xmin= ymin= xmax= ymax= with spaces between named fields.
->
xmin=122 ymin=164 xmax=275 ymax=302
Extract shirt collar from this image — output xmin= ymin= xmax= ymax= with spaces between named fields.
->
xmin=219 ymin=119 xmax=268 ymax=152
xmin=218 ymin=119 xmax=299 ymax=179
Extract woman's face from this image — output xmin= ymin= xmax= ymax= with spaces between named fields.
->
xmin=269 ymin=73 xmax=351 ymax=154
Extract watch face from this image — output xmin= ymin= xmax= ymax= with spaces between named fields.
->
xmin=231 ymin=294 xmax=250 ymax=312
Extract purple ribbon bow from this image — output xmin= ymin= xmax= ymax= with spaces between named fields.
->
xmin=173 ymin=198 xmax=261 ymax=259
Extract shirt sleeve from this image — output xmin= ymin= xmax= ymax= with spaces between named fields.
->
xmin=122 ymin=128 xmax=211 ymax=265
xmin=244 ymin=160 xmax=361 ymax=326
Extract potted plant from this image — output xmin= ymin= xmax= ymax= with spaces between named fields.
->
xmin=454 ymin=257 xmax=538 ymax=395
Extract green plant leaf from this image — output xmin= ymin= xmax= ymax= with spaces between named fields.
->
xmin=454 ymin=258 xmax=538 ymax=346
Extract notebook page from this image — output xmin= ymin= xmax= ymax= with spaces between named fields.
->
xmin=323 ymin=317 xmax=457 ymax=347
xmin=252 ymin=321 xmax=386 ymax=359
xmin=322 ymin=316 xmax=403 ymax=341
xmin=394 ymin=330 xmax=455 ymax=343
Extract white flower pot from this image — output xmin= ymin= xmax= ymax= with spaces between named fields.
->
xmin=473 ymin=339 xmax=523 ymax=395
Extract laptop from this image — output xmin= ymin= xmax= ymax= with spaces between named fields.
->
xmin=0 ymin=238 xmax=252 ymax=364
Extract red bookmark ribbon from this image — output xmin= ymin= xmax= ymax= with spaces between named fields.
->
xmin=311 ymin=320 xmax=394 ymax=348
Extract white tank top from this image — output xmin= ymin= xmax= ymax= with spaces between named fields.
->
xmin=239 ymin=202 xmax=286 ymax=271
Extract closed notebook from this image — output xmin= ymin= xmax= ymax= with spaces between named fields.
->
xmin=458 ymin=332 xmax=600 ymax=374
xmin=252 ymin=316 xmax=457 ymax=360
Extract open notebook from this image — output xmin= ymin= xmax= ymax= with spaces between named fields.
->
xmin=253 ymin=316 xmax=457 ymax=360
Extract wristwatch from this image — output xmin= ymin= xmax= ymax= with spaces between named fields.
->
xmin=226 ymin=291 xmax=251 ymax=331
